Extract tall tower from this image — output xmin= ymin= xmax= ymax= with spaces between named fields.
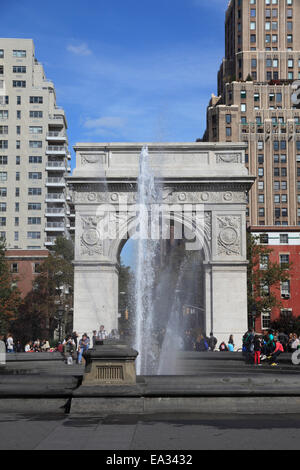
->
xmin=203 ymin=0 xmax=300 ymax=227
xmin=0 ymin=38 xmax=72 ymax=250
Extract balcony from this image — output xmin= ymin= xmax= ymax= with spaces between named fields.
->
xmin=46 ymin=146 xmax=67 ymax=156
xmin=45 ymin=222 xmax=65 ymax=232
xmin=46 ymin=161 xmax=66 ymax=171
xmin=45 ymin=237 xmax=56 ymax=246
xmin=45 ymin=208 xmax=65 ymax=217
xmin=48 ymin=114 xmax=64 ymax=126
xmin=46 ymin=131 xmax=67 ymax=142
xmin=46 ymin=177 xmax=66 ymax=187
xmin=45 ymin=193 xmax=65 ymax=203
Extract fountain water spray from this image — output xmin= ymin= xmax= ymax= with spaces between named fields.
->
xmin=134 ymin=146 xmax=161 ymax=375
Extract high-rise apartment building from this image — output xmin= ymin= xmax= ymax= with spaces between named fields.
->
xmin=203 ymin=0 xmax=300 ymax=227
xmin=0 ymin=38 xmax=72 ymax=250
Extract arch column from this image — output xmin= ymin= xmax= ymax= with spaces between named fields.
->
xmin=73 ymin=262 xmax=119 ymax=340
xmin=206 ymin=262 xmax=248 ymax=347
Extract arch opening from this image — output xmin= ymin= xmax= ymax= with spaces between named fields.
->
xmin=118 ymin=217 xmax=208 ymax=375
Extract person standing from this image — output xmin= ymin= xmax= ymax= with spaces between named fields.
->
xmin=77 ymin=334 xmax=90 ymax=364
xmin=208 ymin=332 xmax=218 ymax=352
xmin=97 ymin=325 xmax=108 ymax=341
xmin=6 ymin=333 xmax=14 ymax=353
xmin=71 ymin=331 xmax=78 ymax=349
xmin=228 ymin=335 xmax=235 ymax=351
xmin=254 ymin=335 xmax=262 ymax=366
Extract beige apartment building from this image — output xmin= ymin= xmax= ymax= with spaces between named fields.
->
xmin=0 ymin=38 xmax=73 ymax=250
xmin=203 ymin=0 xmax=300 ymax=227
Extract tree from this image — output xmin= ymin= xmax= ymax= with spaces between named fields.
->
xmin=13 ymin=237 xmax=74 ymax=342
xmin=271 ymin=313 xmax=300 ymax=336
xmin=0 ymin=241 xmax=21 ymax=335
xmin=247 ymin=232 xmax=290 ymax=324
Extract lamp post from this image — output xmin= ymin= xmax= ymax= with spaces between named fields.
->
xmin=250 ymin=305 xmax=257 ymax=330
xmin=57 ymin=305 xmax=65 ymax=342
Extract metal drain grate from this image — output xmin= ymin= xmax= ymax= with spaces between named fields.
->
xmin=96 ymin=365 xmax=124 ymax=381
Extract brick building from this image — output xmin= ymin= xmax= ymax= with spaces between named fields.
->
xmin=5 ymin=249 xmax=48 ymax=298
xmin=251 ymin=226 xmax=300 ymax=332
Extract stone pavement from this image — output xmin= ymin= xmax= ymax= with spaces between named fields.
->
xmin=1 ymin=413 xmax=300 ymax=450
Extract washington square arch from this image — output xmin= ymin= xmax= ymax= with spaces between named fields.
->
xmin=67 ymin=142 xmax=255 ymax=348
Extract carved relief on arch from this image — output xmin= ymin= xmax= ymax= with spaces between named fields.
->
xmin=80 ymin=215 xmax=103 ymax=256
xmin=216 ymin=153 xmax=242 ymax=164
xmin=217 ymin=215 xmax=241 ymax=257
xmin=80 ymin=153 xmax=107 ymax=166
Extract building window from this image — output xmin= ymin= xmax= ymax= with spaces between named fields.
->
xmin=28 ymin=217 xmax=41 ymax=225
xmin=260 ymin=234 xmax=269 ymax=244
xmin=280 ymin=234 xmax=289 ymax=244
xmin=10 ymin=263 xmax=18 ymax=273
xmin=13 ymin=66 xmax=26 ymax=73
xmin=33 ymin=263 xmax=40 ymax=273
xmin=29 ymin=96 xmax=43 ymax=104
xmin=281 ymin=280 xmax=290 ymax=298
xmin=29 ymin=156 xmax=42 ymax=164
xmin=280 ymin=254 xmax=289 ymax=268
xmin=29 ymin=141 xmax=42 ymax=148
xmin=260 ymin=255 xmax=269 ymax=270
xmin=28 ymin=203 xmax=41 ymax=210
xmin=29 ymin=111 xmax=43 ymax=118
xmin=0 ymin=111 xmax=8 ymax=120
xmin=29 ymin=126 xmax=43 ymax=134
xmin=28 ymin=172 xmax=42 ymax=180
xmin=12 ymin=81 xmax=26 ymax=88
xmin=28 ymin=188 xmax=42 ymax=196
xmin=261 ymin=311 xmax=271 ymax=330
xmin=27 ymin=232 xmax=41 ymax=239
xmin=13 ymin=50 xmax=26 ymax=57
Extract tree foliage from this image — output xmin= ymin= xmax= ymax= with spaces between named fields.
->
xmin=0 ymin=241 xmax=21 ymax=335
xmin=13 ymin=237 xmax=74 ymax=342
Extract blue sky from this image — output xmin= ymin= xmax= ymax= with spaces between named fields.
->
xmin=2 ymin=0 xmax=227 ymax=265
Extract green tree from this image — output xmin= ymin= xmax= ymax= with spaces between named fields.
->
xmin=247 ymin=232 xmax=290 ymax=324
xmin=13 ymin=237 xmax=74 ymax=342
xmin=0 ymin=241 xmax=21 ymax=335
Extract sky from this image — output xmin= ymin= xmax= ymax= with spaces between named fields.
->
xmin=2 ymin=0 xmax=228 ymax=266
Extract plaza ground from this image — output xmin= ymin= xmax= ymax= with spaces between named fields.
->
xmin=1 ymin=413 xmax=300 ymax=450
xmin=1 ymin=351 xmax=300 ymax=450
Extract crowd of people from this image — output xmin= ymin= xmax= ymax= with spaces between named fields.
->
xmin=242 ymin=328 xmax=300 ymax=366
xmin=182 ymin=328 xmax=300 ymax=367
xmin=182 ymin=330 xmax=235 ymax=352
xmin=3 ymin=326 xmax=300 ymax=367
xmin=1 ymin=325 xmax=117 ymax=364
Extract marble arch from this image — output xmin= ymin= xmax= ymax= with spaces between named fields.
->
xmin=68 ymin=143 xmax=255 ymax=347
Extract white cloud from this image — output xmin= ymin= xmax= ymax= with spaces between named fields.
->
xmin=84 ymin=116 xmax=126 ymax=129
xmin=82 ymin=116 xmax=127 ymax=138
xmin=67 ymin=43 xmax=92 ymax=56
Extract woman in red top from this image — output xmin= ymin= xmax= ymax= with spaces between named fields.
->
xmin=268 ymin=338 xmax=284 ymax=366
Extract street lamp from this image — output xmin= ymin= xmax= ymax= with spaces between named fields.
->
xmin=57 ymin=305 xmax=65 ymax=342
xmin=250 ymin=305 xmax=257 ymax=330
